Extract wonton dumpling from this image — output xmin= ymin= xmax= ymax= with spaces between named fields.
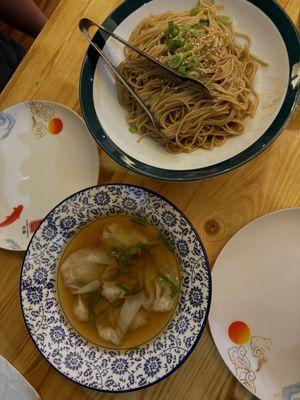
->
xmin=153 ymin=281 xmax=175 ymax=312
xmin=73 ymin=295 xmax=89 ymax=322
xmin=129 ymin=309 xmax=149 ymax=330
xmin=151 ymin=249 xmax=179 ymax=283
xmin=73 ymin=280 xmax=101 ymax=294
xmin=61 ymin=247 xmax=115 ymax=293
xmin=96 ymin=325 xmax=121 ymax=345
xmin=102 ymin=223 xmax=148 ymax=248
xmin=108 ymin=306 xmax=121 ymax=328
xmin=143 ymin=266 xmax=175 ymax=312
xmin=97 ymin=291 xmax=145 ymax=345
xmin=101 ymin=281 xmax=126 ymax=302
xmin=143 ymin=249 xmax=178 ymax=312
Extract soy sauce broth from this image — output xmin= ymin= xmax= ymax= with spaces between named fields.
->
xmin=57 ymin=215 xmax=180 ymax=349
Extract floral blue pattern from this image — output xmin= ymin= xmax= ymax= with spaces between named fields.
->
xmin=41 ymin=224 xmax=58 ymax=242
xmin=33 ymin=267 xmax=48 ymax=285
xmin=65 ymin=352 xmax=83 ymax=371
xmin=0 ymin=111 xmax=16 ymax=140
xmin=26 ymin=286 xmax=43 ymax=305
xmin=21 ymin=184 xmax=211 ymax=392
xmin=50 ymin=326 xmax=65 ymax=343
xmin=174 ymin=316 xmax=190 ymax=334
xmin=161 ymin=210 xmax=177 ymax=227
xmin=122 ymin=197 xmax=137 ymax=211
xmin=144 ymin=356 xmax=162 ymax=377
xmin=177 ymin=239 xmax=189 ymax=257
xmin=189 ymin=287 xmax=203 ymax=307
xmin=111 ymin=358 xmax=129 ymax=375
xmin=93 ymin=192 xmax=110 ymax=205
xmin=60 ymin=216 xmax=76 ymax=231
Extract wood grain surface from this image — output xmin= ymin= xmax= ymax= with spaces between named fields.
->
xmin=0 ymin=0 xmax=299 ymax=399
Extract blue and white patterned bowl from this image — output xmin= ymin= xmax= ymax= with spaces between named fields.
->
xmin=20 ymin=184 xmax=211 ymax=392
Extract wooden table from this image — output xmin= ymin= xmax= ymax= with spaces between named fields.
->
xmin=0 ymin=0 xmax=299 ymax=399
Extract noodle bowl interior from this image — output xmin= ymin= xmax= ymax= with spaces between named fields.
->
xmin=117 ymin=0 xmax=268 ymax=153
xmin=58 ymin=215 xmax=180 ymax=349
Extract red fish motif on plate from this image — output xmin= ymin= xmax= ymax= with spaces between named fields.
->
xmin=0 ymin=205 xmax=24 ymax=228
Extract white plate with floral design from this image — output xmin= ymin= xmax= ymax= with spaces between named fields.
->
xmin=0 ymin=101 xmax=99 ymax=251
xmin=209 ymin=208 xmax=300 ymax=400
xmin=20 ymin=184 xmax=211 ymax=392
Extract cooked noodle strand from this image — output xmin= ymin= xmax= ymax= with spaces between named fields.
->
xmin=117 ymin=0 xmax=266 ymax=153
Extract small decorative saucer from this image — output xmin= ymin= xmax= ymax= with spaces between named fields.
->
xmin=0 ymin=101 xmax=99 ymax=250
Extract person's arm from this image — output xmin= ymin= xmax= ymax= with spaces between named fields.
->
xmin=0 ymin=0 xmax=47 ymax=38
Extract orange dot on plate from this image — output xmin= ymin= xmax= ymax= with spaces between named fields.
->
xmin=48 ymin=118 xmax=63 ymax=134
xmin=228 ymin=321 xmax=251 ymax=345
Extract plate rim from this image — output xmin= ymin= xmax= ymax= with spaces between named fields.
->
xmin=208 ymin=206 xmax=300 ymax=399
xmin=20 ymin=183 xmax=212 ymax=393
xmin=79 ymin=0 xmax=300 ymax=182
xmin=0 ymin=99 xmax=100 ymax=252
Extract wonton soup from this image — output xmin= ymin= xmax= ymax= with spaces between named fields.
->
xmin=58 ymin=215 xmax=180 ymax=349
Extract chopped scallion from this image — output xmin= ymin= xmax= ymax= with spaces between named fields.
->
xmin=184 ymin=44 xmax=194 ymax=52
xmin=130 ymin=215 xmax=147 ymax=226
xmin=90 ymin=292 xmax=101 ymax=306
xmin=116 ymin=283 xmax=134 ymax=295
xmin=156 ymin=271 xmax=180 ymax=298
xmin=167 ymin=20 xmax=180 ymax=38
xmin=183 ymin=23 xmax=191 ymax=31
xmin=167 ymin=41 xmax=183 ymax=50
xmin=158 ymin=232 xmax=174 ymax=250
xmin=192 ymin=28 xmax=205 ymax=38
xmin=188 ymin=56 xmax=199 ymax=67
xmin=92 ymin=293 xmax=122 ymax=319
xmin=199 ymin=18 xmax=209 ymax=26
xmin=174 ymin=37 xmax=186 ymax=47
xmin=129 ymin=125 xmax=137 ymax=133
xmin=111 ymin=242 xmax=151 ymax=267
xmin=190 ymin=6 xmax=200 ymax=16
xmin=127 ymin=245 xmax=141 ymax=256
xmin=218 ymin=14 xmax=232 ymax=25
xmin=169 ymin=53 xmax=186 ymax=69
xmin=178 ymin=66 xmax=188 ymax=76
xmin=166 ymin=38 xmax=176 ymax=49
xmin=189 ymin=71 xmax=200 ymax=79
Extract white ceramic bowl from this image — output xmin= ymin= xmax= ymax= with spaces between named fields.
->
xmin=80 ymin=0 xmax=300 ymax=181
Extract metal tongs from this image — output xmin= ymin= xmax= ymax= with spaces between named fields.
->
xmin=79 ymin=18 xmax=213 ymax=132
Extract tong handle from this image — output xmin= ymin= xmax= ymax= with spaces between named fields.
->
xmin=80 ymin=18 xmax=212 ymax=98
xmin=79 ymin=18 xmax=161 ymax=131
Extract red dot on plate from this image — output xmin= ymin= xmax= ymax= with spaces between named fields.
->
xmin=48 ymin=118 xmax=63 ymax=134
xmin=228 ymin=321 xmax=251 ymax=345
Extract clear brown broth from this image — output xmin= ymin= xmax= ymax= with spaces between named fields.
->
xmin=57 ymin=215 xmax=180 ymax=349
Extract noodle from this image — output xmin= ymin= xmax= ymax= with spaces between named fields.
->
xmin=117 ymin=0 xmax=266 ymax=153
